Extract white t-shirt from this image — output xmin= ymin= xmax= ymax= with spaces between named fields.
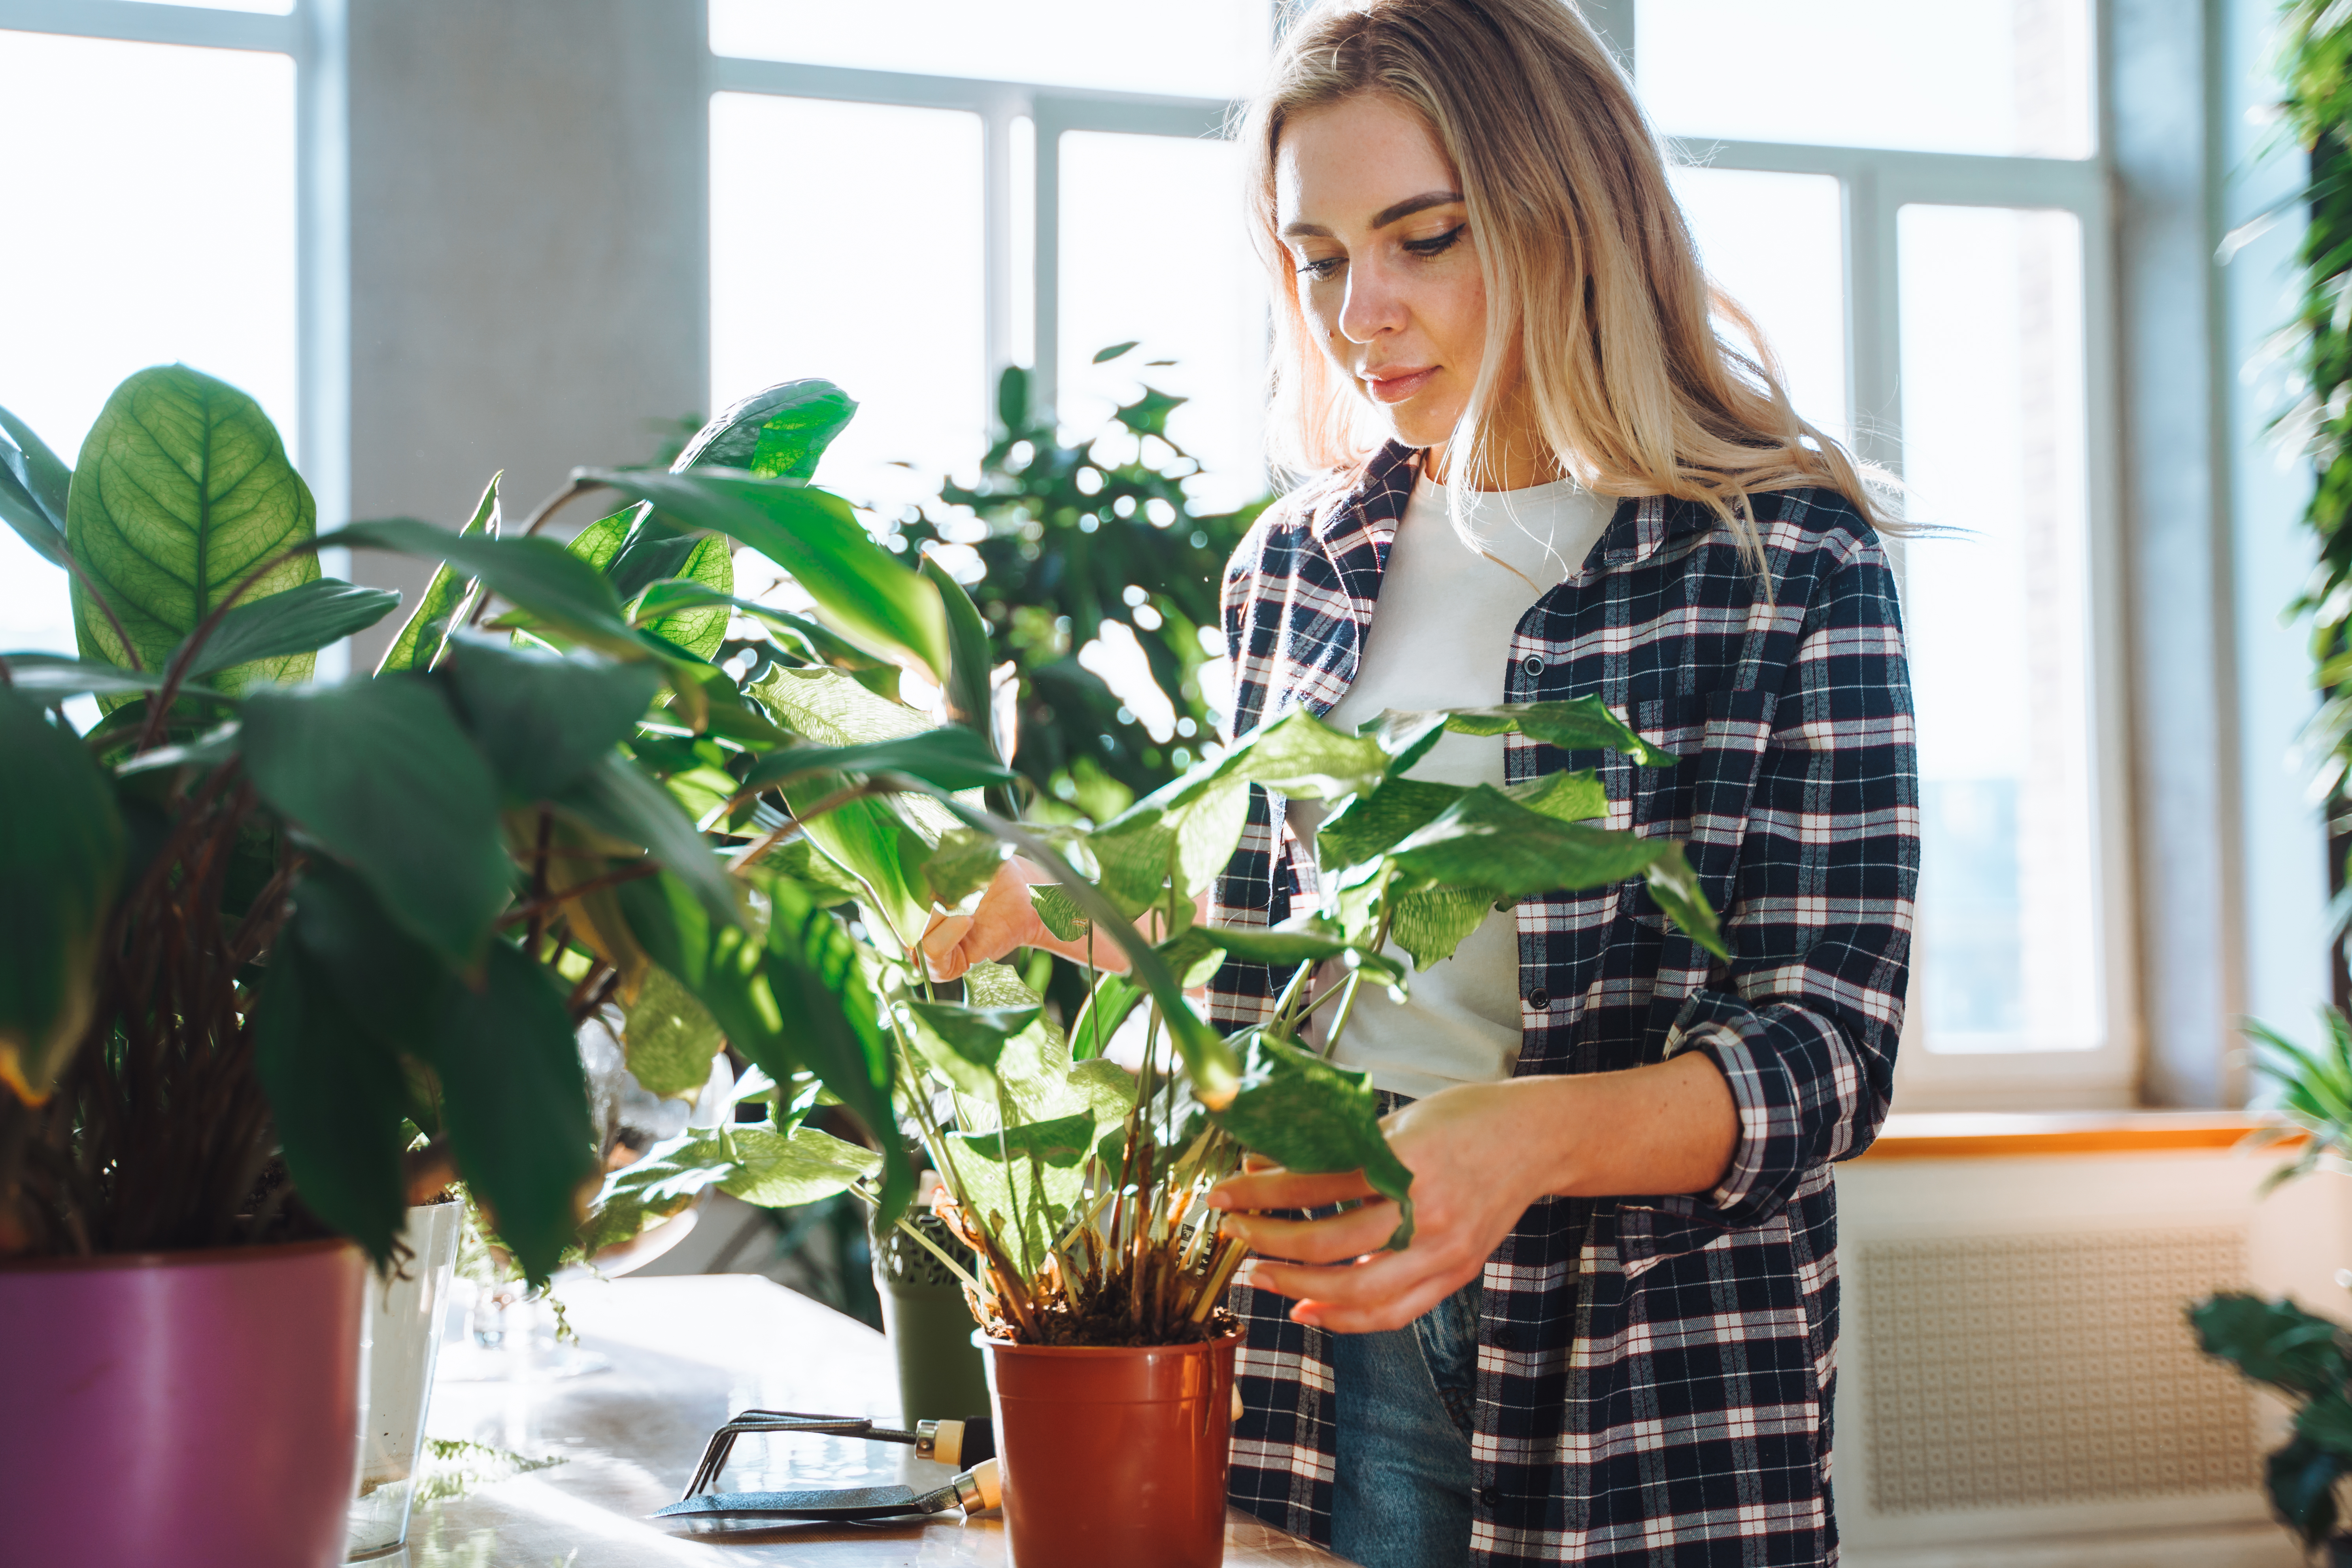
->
xmin=1288 ymin=472 xmax=1617 ymax=1100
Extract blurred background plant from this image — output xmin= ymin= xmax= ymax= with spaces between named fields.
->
xmin=2192 ymin=1008 xmax=2352 ymax=1549
xmin=896 ymin=347 xmax=1270 ymax=819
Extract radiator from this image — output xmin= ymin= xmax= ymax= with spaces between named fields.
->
xmin=1832 ymin=1151 xmax=2344 ymax=1566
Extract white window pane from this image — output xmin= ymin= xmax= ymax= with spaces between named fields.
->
xmin=1057 ymin=130 xmax=1263 ymax=511
xmin=1897 ymin=205 xmax=2097 ymax=1053
xmin=0 ymin=31 xmax=297 ymax=654
xmin=1637 ymin=0 xmax=2093 ymax=159
xmin=118 ymin=0 xmax=294 ymax=12
xmin=1010 ymin=115 xmax=1036 ymax=368
xmin=710 ymin=94 xmax=986 ymax=516
xmin=712 ymin=0 xmax=1270 ymax=100
xmin=1667 ymin=166 xmax=1847 ymax=442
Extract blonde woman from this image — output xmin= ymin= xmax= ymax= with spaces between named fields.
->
xmin=924 ymin=1 xmax=1914 ymax=1562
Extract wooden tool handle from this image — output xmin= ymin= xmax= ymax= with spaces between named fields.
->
xmin=918 ymin=1416 xmax=996 ymax=1468
xmin=952 ymin=1458 xmax=1002 ymax=1515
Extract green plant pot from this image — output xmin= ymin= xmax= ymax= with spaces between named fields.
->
xmin=870 ymin=1210 xmax=991 ymax=1427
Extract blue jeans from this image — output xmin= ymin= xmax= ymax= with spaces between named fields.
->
xmin=1330 ymin=1276 xmax=1483 ymax=1568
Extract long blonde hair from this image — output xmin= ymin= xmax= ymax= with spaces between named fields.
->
xmin=1244 ymin=0 xmax=1889 ymax=560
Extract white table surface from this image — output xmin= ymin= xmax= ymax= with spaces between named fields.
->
xmin=389 ymin=1274 xmax=1351 ymax=1567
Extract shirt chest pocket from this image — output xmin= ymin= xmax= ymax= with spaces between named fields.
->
xmin=1620 ymin=692 xmax=1713 ymax=838
xmin=1620 ymin=688 xmax=1776 ymax=928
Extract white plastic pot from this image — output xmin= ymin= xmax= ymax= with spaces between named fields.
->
xmin=346 ymin=1201 xmax=464 ymax=1561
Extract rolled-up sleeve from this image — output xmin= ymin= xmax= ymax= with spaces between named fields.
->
xmin=1672 ymin=543 xmax=1918 ymax=1228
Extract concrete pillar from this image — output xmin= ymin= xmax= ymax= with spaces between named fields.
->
xmin=2109 ymin=0 xmax=2238 ymax=1104
xmin=342 ymin=0 xmax=706 ymax=667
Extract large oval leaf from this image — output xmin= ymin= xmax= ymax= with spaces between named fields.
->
xmin=325 ymin=518 xmax=640 ymax=655
xmin=378 ymin=472 xmax=498 ymax=675
xmin=1213 ymin=1030 xmax=1416 ymax=1249
xmin=426 ymin=940 xmax=598 ymax=1285
xmin=1386 ymin=785 xmax=1725 ymax=958
xmin=721 ymin=1123 xmax=882 ymax=1208
xmin=0 ymin=685 xmax=124 ymax=1103
xmin=743 ymin=730 xmax=1016 ymax=794
xmin=172 ymin=578 xmax=401 ymax=681
xmin=0 ymin=653 xmax=224 ymax=703
xmin=66 ymin=364 xmax=319 ymax=694
xmin=441 ymin=634 xmax=664 ymax=803
xmin=0 ymin=402 xmax=70 ymax=565
xmin=551 ymin=752 xmax=738 ymax=926
xmin=578 ymin=468 xmax=949 ymax=681
xmin=642 ymin=533 xmax=732 ymax=660
xmin=251 ymin=935 xmax=412 ymax=1265
xmin=242 ymin=677 xmax=512 ymax=966
xmin=677 ymin=379 xmax=857 ymax=479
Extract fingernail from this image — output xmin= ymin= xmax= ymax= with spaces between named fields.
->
xmin=1204 ymin=1191 xmax=1231 ymax=1210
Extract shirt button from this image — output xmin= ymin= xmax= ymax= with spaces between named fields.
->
xmin=1520 ymin=655 xmax=1545 ymax=679
xmin=1527 ymin=988 xmax=1552 ymax=1010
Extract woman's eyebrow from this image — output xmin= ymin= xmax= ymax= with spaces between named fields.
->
xmin=1369 ymin=190 xmax=1463 ymax=229
xmin=1279 ymin=190 xmax=1465 ymax=240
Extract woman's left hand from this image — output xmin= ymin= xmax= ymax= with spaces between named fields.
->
xmin=1204 ymin=1056 xmax=1737 ymax=1334
xmin=1204 ymin=1081 xmax=1544 ymax=1334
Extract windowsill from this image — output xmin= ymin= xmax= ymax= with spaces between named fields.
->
xmin=1852 ymin=1110 xmax=2281 ymax=1160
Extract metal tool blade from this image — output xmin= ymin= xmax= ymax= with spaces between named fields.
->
xmin=652 ymin=1483 xmax=957 ymax=1523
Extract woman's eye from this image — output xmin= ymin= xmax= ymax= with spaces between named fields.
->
xmin=1403 ymin=223 xmax=1467 ymax=258
xmin=1295 ymin=255 xmax=1344 ymax=280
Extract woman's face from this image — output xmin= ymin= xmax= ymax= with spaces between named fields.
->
xmin=1276 ymin=94 xmax=1486 ymax=459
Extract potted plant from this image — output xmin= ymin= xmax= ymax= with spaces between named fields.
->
xmin=0 ymin=360 xmax=1724 ymax=1568
xmin=2191 ymin=1012 xmax=2352 ymax=1560
xmin=828 ymin=680 xmax=1719 ymax=1565
xmin=0 ymin=367 xmax=956 ymax=1564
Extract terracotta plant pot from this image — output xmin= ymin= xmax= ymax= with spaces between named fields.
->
xmin=980 ymin=1329 xmax=1239 ymax=1568
xmin=0 ymin=1238 xmax=365 ymax=1568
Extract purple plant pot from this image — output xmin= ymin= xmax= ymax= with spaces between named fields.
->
xmin=0 ymin=1238 xmax=366 ymax=1568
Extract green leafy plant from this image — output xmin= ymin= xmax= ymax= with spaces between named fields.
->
xmin=2192 ymin=1293 xmax=2352 ymax=1548
xmin=2239 ymin=4 xmax=2352 ymax=951
xmin=2193 ymin=1010 xmax=2352 ymax=1546
xmin=0 ymin=368 xmax=948 ymax=1279
xmin=871 ymin=698 xmax=1721 ymax=1345
xmin=0 ymin=362 xmax=1723 ymax=1351
xmin=897 ymin=351 xmax=1269 ymax=811
xmin=2192 ymin=11 xmax=2352 ymax=1551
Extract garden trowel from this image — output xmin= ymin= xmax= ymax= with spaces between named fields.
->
xmin=655 ymin=1408 xmax=1000 ymax=1525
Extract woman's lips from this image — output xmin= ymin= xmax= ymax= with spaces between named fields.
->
xmin=1362 ymin=367 xmax=1436 ymax=404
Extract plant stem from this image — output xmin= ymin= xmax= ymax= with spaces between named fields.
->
xmin=1322 ymin=971 xmax=1366 ymax=1053
xmin=518 ymin=476 xmax=600 ymax=539
xmin=498 ymin=861 xmax=660 ymax=928
xmin=523 ymin=809 xmax=555 ymax=957
xmin=1270 ymin=958 xmax=1317 ymax=1034
xmin=1188 ymin=1234 xmax=1250 ymax=1323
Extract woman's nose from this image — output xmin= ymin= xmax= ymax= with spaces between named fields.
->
xmin=1336 ymin=259 xmax=1406 ymax=345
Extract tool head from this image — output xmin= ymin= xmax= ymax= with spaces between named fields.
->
xmin=653 ymin=1486 xmax=927 ymax=1523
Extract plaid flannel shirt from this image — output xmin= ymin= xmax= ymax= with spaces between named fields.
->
xmin=1209 ymin=442 xmax=1917 ymax=1566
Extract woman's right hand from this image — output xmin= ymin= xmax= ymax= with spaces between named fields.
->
xmin=916 ymin=857 xmax=1208 ymax=983
xmin=918 ymin=859 xmax=1058 ymax=982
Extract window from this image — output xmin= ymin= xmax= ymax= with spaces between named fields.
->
xmin=1637 ymin=0 xmax=2127 ymax=1104
xmin=708 ymin=93 xmax=988 ymax=517
xmin=705 ymin=3 xmax=1271 ymax=517
xmin=0 ymin=12 xmax=303 ymax=661
xmin=708 ymin=0 xmax=1269 ymax=100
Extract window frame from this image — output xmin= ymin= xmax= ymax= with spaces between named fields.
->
xmin=9 ymin=0 xmax=2145 ymax=1109
xmin=1656 ymin=117 xmax=2136 ymax=1104
xmin=702 ymin=50 xmax=1241 ymax=444
xmin=0 ymin=0 xmax=350 ymax=657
